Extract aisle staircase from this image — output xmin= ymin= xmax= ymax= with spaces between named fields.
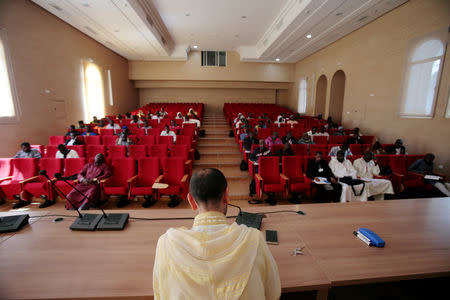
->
xmin=193 ymin=113 xmax=251 ymax=200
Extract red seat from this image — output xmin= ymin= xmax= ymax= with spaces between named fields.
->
xmin=291 ymin=144 xmax=308 ymax=156
xmin=45 ymin=145 xmax=58 ymax=158
xmin=139 ymin=135 xmax=155 ymax=146
xmin=406 ymin=155 xmax=425 ymax=168
xmin=54 ymin=158 xmax=87 ymax=196
xmin=176 ymin=135 xmax=194 ymax=159
xmin=309 ymin=144 xmax=328 ymax=156
xmin=108 ymin=145 xmax=127 ymax=159
xmin=313 ymin=136 xmax=328 ymax=144
xmin=31 ymin=145 xmax=45 ymax=157
xmin=129 ymin=158 xmax=161 ymax=200
xmin=49 ymin=136 xmax=65 ymax=145
xmin=129 ymin=145 xmax=147 ymax=159
xmin=0 ymin=158 xmax=12 ymax=179
xmin=255 ymin=156 xmax=285 ymax=198
xmin=149 ymin=144 xmax=168 ymax=158
xmin=133 ymin=128 xmax=146 ymax=136
xmin=157 ymin=135 xmax=174 ymax=146
xmin=99 ymin=128 xmax=115 ymax=135
xmin=389 ymin=155 xmax=424 ymax=192
xmin=149 ymin=128 xmax=161 ymax=136
xmin=101 ymin=158 xmax=136 ymax=200
xmin=86 ymin=145 xmax=107 ymax=159
xmin=84 ymin=136 xmax=101 ymax=145
xmin=270 ymin=144 xmax=284 ymax=155
xmin=0 ymin=158 xmax=39 ymax=200
xmin=257 ymin=128 xmax=271 ymax=140
xmin=66 ymin=145 xmax=86 ymax=157
xmin=170 ymin=145 xmax=192 ymax=176
xmin=281 ymin=156 xmax=311 ymax=197
xmin=346 ymin=155 xmax=362 ymax=163
xmin=20 ymin=158 xmax=63 ymax=202
xmin=329 ymin=135 xmax=344 ymax=144
xmin=159 ymin=158 xmax=189 ymax=199
xmin=101 ymin=135 xmax=117 ymax=146
xmin=349 ymin=144 xmax=362 ymax=155
xmin=361 ymin=136 xmax=375 ymax=145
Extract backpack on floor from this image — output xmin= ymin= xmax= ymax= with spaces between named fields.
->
xmin=199 ymin=130 xmax=206 ymax=137
xmin=194 ymin=150 xmax=201 ymax=160
xmin=240 ymin=159 xmax=248 ymax=171
xmin=249 ymin=178 xmax=256 ymax=196
xmin=229 ymin=130 xmax=234 ymax=137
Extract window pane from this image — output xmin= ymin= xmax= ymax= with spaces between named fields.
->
xmin=411 ymin=39 xmax=444 ymax=62
xmin=219 ymin=51 xmax=226 ymax=66
xmin=0 ymin=38 xmax=15 ymax=117
xmin=207 ymin=51 xmax=216 ymax=66
xmin=84 ymin=63 xmax=105 ymax=121
xmin=298 ymin=79 xmax=307 ymax=113
xmin=401 ymin=59 xmax=440 ymax=117
xmin=445 ymin=89 xmax=450 ymax=118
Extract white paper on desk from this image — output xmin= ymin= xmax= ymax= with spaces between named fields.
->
xmin=361 ymin=177 xmax=376 ymax=182
xmin=424 ymin=175 xmax=441 ymax=180
xmin=313 ymin=177 xmax=330 ymax=184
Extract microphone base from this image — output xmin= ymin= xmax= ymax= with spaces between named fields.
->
xmin=235 ymin=212 xmax=263 ymax=230
xmin=0 ymin=214 xmax=29 ymax=233
xmin=96 ymin=213 xmax=129 ymax=230
xmin=69 ymin=214 xmax=103 ymax=231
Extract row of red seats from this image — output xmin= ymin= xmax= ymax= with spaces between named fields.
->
xmin=65 ymin=123 xmax=196 ymax=137
xmin=129 ymin=103 xmax=204 ymax=121
xmin=224 ymin=103 xmax=294 ymax=124
xmin=0 ymin=157 xmax=189 ymax=204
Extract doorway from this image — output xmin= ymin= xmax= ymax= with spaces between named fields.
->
xmin=329 ymin=70 xmax=345 ymax=123
xmin=314 ymin=75 xmax=327 ymax=116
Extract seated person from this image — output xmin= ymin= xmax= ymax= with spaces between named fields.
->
xmin=65 ymin=132 xmax=83 ymax=146
xmin=349 ymin=128 xmax=363 ymax=144
xmin=175 ymin=112 xmax=183 ymax=119
xmin=82 ymin=126 xmax=97 ymax=136
xmin=324 ymin=117 xmax=333 ymax=129
xmin=243 ymin=132 xmax=257 ymax=152
xmin=13 ymin=142 xmax=41 ymax=158
xmin=91 ymin=116 xmax=100 ymax=124
xmin=265 ymin=132 xmax=283 ymax=150
xmin=187 ymin=108 xmax=198 ymax=119
xmin=239 ymin=127 xmax=249 ymax=141
xmin=298 ymin=133 xmax=314 ymax=144
xmin=275 ymin=142 xmax=294 ymax=158
xmin=353 ymin=152 xmax=394 ymax=200
xmin=117 ymin=114 xmax=123 ymax=124
xmin=78 ymin=120 xmax=86 ymax=130
xmin=152 ymin=111 xmax=162 ymax=122
xmin=315 ymin=126 xmax=329 ymax=136
xmin=65 ymin=125 xmax=79 ymax=136
xmin=306 ymin=151 xmax=342 ymax=202
xmin=56 ymin=144 xmax=79 ymax=159
xmin=160 ymin=125 xmax=177 ymax=143
xmin=94 ymin=120 xmax=105 ymax=131
xmin=131 ymin=114 xmax=144 ymax=125
xmin=142 ymin=119 xmax=152 ymax=135
xmin=247 ymin=112 xmax=254 ymax=120
xmin=387 ymin=139 xmax=406 ymax=155
xmin=153 ymin=168 xmax=281 ymax=299
xmin=282 ymin=132 xmax=297 ymax=145
xmin=160 ymin=107 xmax=169 ymax=117
xmin=333 ymin=128 xmax=346 ymax=136
xmin=369 ymin=141 xmax=386 ymax=155
xmin=183 ymin=115 xmax=201 ymax=127
xmin=328 ymin=141 xmax=353 ymax=157
xmin=254 ymin=120 xmax=266 ymax=135
xmin=66 ymin=154 xmax=112 ymax=210
xmin=116 ymin=128 xmax=134 ymax=146
xmin=169 ymin=120 xmax=181 ymax=134
xmin=235 ymin=116 xmax=246 ymax=129
xmin=105 ymin=119 xmax=121 ymax=131
xmin=408 ymin=153 xmax=450 ymax=197
xmin=286 ymin=115 xmax=298 ymax=125
xmin=125 ymin=112 xmax=132 ymax=119
xmin=306 ymin=126 xmax=318 ymax=137
xmin=274 ymin=116 xmax=285 ymax=127
xmin=234 ymin=113 xmax=243 ymax=124
xmin=250 ymin=140 xmax=270 ymax=164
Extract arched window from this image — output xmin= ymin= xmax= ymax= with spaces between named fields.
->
xmin=0 ymin=29 xmax=19 ymax=122
xmin=400 ymin=30 xmax=447 ymax=118
xmin=83 ymin=62 xmax=105 ymax=121
xmin=297 ymin=78 xmax=307 ymax=113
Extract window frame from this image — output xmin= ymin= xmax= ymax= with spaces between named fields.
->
xmin=0 ymin=28 xmax=21 ymax=124
xmin=82 ymin=61 xmax=105 ymax=122
xmin=399 ymin=28 xmax=448 ymax=119
xmin=201 ymin=51 xmax=226 ymax=67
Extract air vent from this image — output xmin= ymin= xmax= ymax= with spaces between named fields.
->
xmin=358 ymin=16 xmax=368 ymax=22
xmin=84 ymin=26 xmax=97 ymax=35
xmin=146 ymin=15 xmax=154 ymax=27
xmin=49 ymin=3 xmax=63 ymax=11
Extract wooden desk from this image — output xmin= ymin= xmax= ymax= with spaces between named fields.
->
xmin=0 ymin=207 xmax=330 ymax=299
xmin=0 ymin=198 xmax=449 ymax=299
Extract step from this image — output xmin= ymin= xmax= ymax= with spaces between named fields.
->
xmin=198 ymin=144 xmax=240 ymax=152
xmin=193 ymin=165 xmax=249 ymax=179
xmin=200 ymin=152 xmax=242 ymax=160
xmin=227 ymin=177 xmax=252 ymax=197
xmin=198 ymin=138 xmax=236 ymax=145
xmin=194 ymin=155 xmax=240 ymax=164
xmin=199 ymin=132 xmax=230 ymax=138
xmin=201 ymin=125 xmax=230 ymax=129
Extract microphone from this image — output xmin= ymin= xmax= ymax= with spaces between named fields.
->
xmin=54 ymin=172 xmax=62 ymax=180
xmin=227 ymin=203 xmax=242 ymax=216
xmin=39 ymin=170 xmax=47 ymax=176
xmin=229 ymin=203 xmax=263 ymax=230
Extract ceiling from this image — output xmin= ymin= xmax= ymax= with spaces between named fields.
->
xmin=32 ymin=0 xmax=408 ymax=63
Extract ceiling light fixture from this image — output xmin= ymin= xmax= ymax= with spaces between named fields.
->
xmin=241 ymin=16 xmax=247 ymax=19
xmin=193 ymin=45 xmax=198 ymax=49
xmin=276 ymin=58 xmax=280 ymax=62
xmin=185 ymin=12 xmax=191 ymax=16
xmin=306 ymin=34 xmax=312 ymax=39
xmin=336 ymin=12 xmax=343 ymax=16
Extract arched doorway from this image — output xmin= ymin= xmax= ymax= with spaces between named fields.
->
xmin=314 ymin=75 xmax=327 ymax=116
xmin=329 ymin=70 xmax=345 ymax=123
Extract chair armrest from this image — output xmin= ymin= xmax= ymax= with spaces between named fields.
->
xmin=155 ymin=175 xmax=164 ymax=183
xmin=393 ymin=172 xmax=404 ymax=177
xmin=255 ymin=173 xmax=263 ymax=198
xmin=19 ymin=176 xmax=40 ymax=185
xmin=185 ymin=160 xmax=192 ymax=165
xmin=100 ymin=177 xmax=112 ymax=187
xmin=280 ymin=173 xmax=289 ymax=185
xmin=255 ymin=173 xmax=263 ymax=181
xmin=181 ymin=174 xmax=189 ymax=183
xmin=0 ymin=176 xmax=13 ymax=183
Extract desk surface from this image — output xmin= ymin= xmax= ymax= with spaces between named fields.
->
xmin=1 ymin=198 xmax=449 ymax=299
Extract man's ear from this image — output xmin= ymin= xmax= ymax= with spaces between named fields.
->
xmin=222 ymin=188 xmax=229 ymax=206
xmin=187 ymin=193 xmax=198 ymax=211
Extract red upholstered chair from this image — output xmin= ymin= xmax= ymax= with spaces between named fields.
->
xmin=309 ymin=144 xmax=328 ymax=156
xmin=101 ymin=158 xmax=136 ymax=203
xmin=291 ymin=127 xmax=303 ymax=139
xmin=31 ymin=145 xmax=45 ymax=157
xmin=406 ymin=155 xmax=425 ymax=169
xmin=329 ymin=135 xmax=344 ymax=144
xmin=54 ymin=158 xmax=87 ymax=196
xmin=248 ymin=144 xmax=261 ymax=177
xmin=257 ymin=128 xmax=271 ymax=140
xmin=133 ymin=128 xmax=146 ymax=136
xmin=20 ymin=158 xmax=63 ymax=204
xmin=149 ymin=144 xmax=168 ymax=158
xmin=255 ymin=156 xmax=285 ymax=199
xmin=361 ymin=136 xmax=375 ymax=145
xmin=157 ymin=135 xmax=174 ymax=146
xmin=313 ymin=136 xmax=328 ymax=144
xmin=270 ymin=144 xmax=284 ymax=155
xmin=0 ymin=158 xmax=12 ymax=179
xmin=99 ymin=128 xmax=115 ymax=135
xmin=0 ymin=158 xmax=39 ymax=200
xmin=159 ymin=157 xmax=189 ymax=203
xmin=101 ymin=135 xmax=117 ymax=146
xmin=128 ymin=158 xmax=161 ymax=204
xmin=170 ymin=145 xmax=192 ymax=176
xmin=349 ymin=144 xmax=362 ymax=155
xmin=107 ymin=145 xmax=127 ymax=159
xmin=149 ymin=128 xmax=161 ymax=136
xmin=389 ymin=155 xmax=424 ymax=193
xmin=66 ymin=145 xmax=86 ymax=157
xmin=176 ymin=135 xmax=194 ymax=159
xmin=346 ymin=155 xmax=362 ymax=163
xmin=292 ymin=144 xmax=308 ymax=156
xmin=84 ymin=136 xmax=101 ymax=145
xmin=281 ymin=156 xmax=311 ymax=197
xmin=45 ymin=145 xmax=58 ymax=158
xmin=49 ymin=136 xmax=65 ymax=145
xmin=139 ymin=135 xmax=155 ymax=146
xmin=86 ymin=145 xmax=107 ymax=159
xmin=129 ymin=145 xmax=147 ymax=159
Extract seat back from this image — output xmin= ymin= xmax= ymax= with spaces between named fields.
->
xmin=406 ymin=155 xmax=425 ymax=169
xmin=313 ymin=136 xmax=328 ymax=144
xmin=259 ymin=156 xmax=280 ymax=184
xmin=149 ymin=144 xmax=168 ymax=157
xmin=329 ymin=135 xmax=344 ymax=144
xmin=176 ymin=135 xmax=192 ymax=148
xmin=66 ymin=145 xmax=86 ymax=157
xmin=270 ymin=144 xmax=284 ymax=155
xmin=49 ymin=136 xmax=65 ymax=145
xmin=99 ymin=128 xmax=114 ymax=135
xmin=257 ymin=128 xmax=272 ymax=140
xmin=39 ymin=158 xmax=64 ymax=179
xmin=161 ymin=157 xmax=185 ymax=184
xmin=170 ymin=145 xmax=188 ymax=160
xmin=349 ymin=144 xmax=362 ymax=155
xmin=361 ymin=136 xmax=375 ymax=145
xmin=139 ymin=135 xmax=155 ymax=146
xmin=86 ymin=145 xmax=107 ymax=159
xmin=0 ymin=158 xmax=12 ymax=178
xmin=31 ymin=145 xmax=45 ymax=157
xmin=374 ymin=155 xmax=390 ymax=168
xmin=291 ymin=144 xmax=307 ymax=156
xmin=108 ymin=145 xmax=127 ymax=159
xmin=46 ymin=145 xmax=58 ymax=158
xmin=149 ymin=128 xmax=161 ymax=136
xmin=84 ymin=136 xmax=101 ymax=145
xmin=157 ymin=135 xmax=174 ymax=146
xmin=64 ymin=158 xmax=87 ymax=177
xmin=110 ymin=158 xmax=136 ymax=186
xmin=282 ymin=156 xmax=303 ymax=181
xmin=137 ymin=158 xmax=160 ymax=186
xmin=309 ymin=144 xmax=328 ymax=156
xmin=389 ymin=155 xmax=407 ymax=175
xmin=101 ymin=135 xmax=117 ymax=146
xmin=129 ymin=145 xmax=147 ymax=159
xmin=11 ymin=158 xmax=39 ymax=180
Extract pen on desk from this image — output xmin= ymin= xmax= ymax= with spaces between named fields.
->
xmin=353 ymin=231 xmax=371 ymax=246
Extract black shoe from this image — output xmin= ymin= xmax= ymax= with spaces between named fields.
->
xmin=266 ymin=198 xmax=277 ymax=206
xmin=248 ymin=199 xmax=262 ymax=204
xmin=13 ymin=200 xmax=30 ymax=209
xmin=168 ymin=198 xmax=179 ymax=208
xmin=116 ymin=199 xmax=130 ymax=208
xmin=13 ymin=195 xmax=21 ymax=201
xmin=142 ymin=199 xmax=155 ymax=208
xmin=0 ymin=198 xmax=5 ymax=206
xmin=39 ymin=200 xmax=55 ymax=208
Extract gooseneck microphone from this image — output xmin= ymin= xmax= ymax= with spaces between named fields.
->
xmin=227 ymin=203 xmax=242 ymax=216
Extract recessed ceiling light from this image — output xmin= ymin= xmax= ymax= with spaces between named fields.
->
xmin=234 ymin=34 xmax=239 ymax=38
xmin=185 ymin=12 xmax=191 ymax=16
xmin=336 ymin=12 xmax=343 ymax=16
xmin=276 ymin=58 xmax=280 ymax=62
xmin=306 ymin=34 xmax=312 ymax=39
xmin=241 ymin=16 xmax=247 ymax=19
xmin=193 ymin=45 xmax=198 ymax=49
xmin=82 ymin=3 xmax=90 ymax=8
